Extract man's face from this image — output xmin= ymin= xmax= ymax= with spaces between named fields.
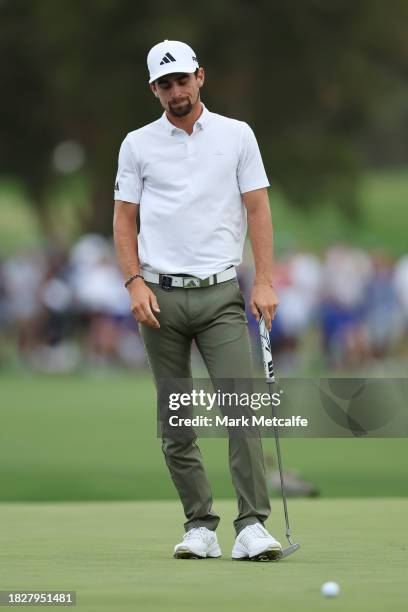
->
xmin=150 ymin=68 xmax=205 ymax=117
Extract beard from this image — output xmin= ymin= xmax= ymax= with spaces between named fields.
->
xmin=168 ymin=97 xmax=193 ymax=117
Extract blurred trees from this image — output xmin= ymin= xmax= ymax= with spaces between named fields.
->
xmin=1 ymin=0 xmax=408 ymax=235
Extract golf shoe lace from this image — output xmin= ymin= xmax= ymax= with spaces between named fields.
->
xmin=240 ymin=524 xmax=271 ymax=546
xmin=183 ymin=527 xmax=210 ymax=542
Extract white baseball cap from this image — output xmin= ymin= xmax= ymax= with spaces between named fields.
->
xmin=147 ymin=40 xmax=199 ymax=84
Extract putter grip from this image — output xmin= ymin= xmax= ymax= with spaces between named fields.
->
xmin=258 ymin=315 xmax=275 ymax=382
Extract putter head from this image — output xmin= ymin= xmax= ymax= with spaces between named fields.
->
xmin=281 ymin=543 xmax=300 ymax=558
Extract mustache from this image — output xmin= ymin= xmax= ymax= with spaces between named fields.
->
xmin=169 ymin=97 xmax=189 ymax=105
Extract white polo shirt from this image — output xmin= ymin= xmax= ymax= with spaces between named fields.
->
xmin=114 ymin=103 xmax=269 ymax=279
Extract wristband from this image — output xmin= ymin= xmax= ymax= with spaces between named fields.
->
xmin=124 ymin=274 xmax=144 ymax=288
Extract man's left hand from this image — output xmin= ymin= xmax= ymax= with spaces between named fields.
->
xmin=249 ymin=283 xmax=279 ymax=331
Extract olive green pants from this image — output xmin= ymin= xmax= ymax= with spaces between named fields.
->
xmin=140 ymin=278 xmax=271 ymax=534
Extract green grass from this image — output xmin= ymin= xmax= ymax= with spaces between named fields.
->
xmin=360 ymin=169 xmax=408 ymax=256
xmin=1 ymin=168 xmax=408 ymax=256
xmin=0 ymin=498 xmax=407 ymax=612
xmin=269 ymin=168 xmax=408 ymax=256
xmin=0 ymin=181 xmax=42 ymax=254
xmin=0 ymin=176 xmax=90 ymax=256
xmin=0 ymin=373 xmax=406 ymax=501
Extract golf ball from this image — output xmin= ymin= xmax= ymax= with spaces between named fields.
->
xmin=321 ymin=582 xmax=340 ymax=598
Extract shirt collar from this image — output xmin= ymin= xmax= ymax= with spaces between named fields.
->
xmin=160 ymin=103 xmax=210 ymax=135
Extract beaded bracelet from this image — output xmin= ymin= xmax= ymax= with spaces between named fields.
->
xmin=124 ymin=274 xmax=144 ymax=288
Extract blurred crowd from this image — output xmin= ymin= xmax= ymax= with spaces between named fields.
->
xmin=1 ymin=234 xmax=408 ymax=374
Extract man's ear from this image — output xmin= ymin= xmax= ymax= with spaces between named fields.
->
xmin=149 ymin=83 xmax=159 ymax=98
xmin=196 ymin=67 xmax=205 ymax=89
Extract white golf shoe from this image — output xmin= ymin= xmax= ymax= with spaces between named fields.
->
xmin=232 ymin=523 xmax=283 ymax=561
xmin=173 ymin=527 xmax=222 ymax=559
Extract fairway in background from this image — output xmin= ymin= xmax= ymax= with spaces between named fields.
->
xmin=1 ymin=169 xmax=408 ymax=257
xmin=0 ymin=373 xmax=406 ymax=502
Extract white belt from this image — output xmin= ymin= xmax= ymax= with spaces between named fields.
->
xmin=141 ymin=267 xmax=237 ymax=289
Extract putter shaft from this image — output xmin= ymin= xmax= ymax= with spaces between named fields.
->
xmin=258 ymin=316 xmax=300 ymax=557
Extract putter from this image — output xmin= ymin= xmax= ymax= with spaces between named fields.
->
xmin=258 ymin=314 xmax=300 ymax=559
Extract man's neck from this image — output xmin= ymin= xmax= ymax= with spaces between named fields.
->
xmin=166 ymin=100 xmax=203 ymax=135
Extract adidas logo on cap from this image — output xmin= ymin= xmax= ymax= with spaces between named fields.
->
xmin=160 ymin=52 xmax=176 ymax=65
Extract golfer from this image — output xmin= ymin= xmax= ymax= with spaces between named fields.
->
xmin=113 ymin=40 xmax=282 ymax=561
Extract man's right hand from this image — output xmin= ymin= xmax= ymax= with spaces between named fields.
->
xmin=128 ymin=279 xmax=161 ymax=328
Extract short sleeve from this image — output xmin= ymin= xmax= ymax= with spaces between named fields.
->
xmin=237 ymin=122 xmax=270 ymax=194
xmin=114 ymin=136 xmax=142 ymax=203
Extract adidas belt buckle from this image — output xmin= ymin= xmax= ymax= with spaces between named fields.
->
xmin=183 ymin=277 xmax=201 ymax=288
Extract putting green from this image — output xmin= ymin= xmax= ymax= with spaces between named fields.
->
xmin=0 ymin=498 xmax=406 ymax=611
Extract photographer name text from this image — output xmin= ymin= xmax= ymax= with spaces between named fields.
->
xmin=168 ymin=415 xmax=308 ymax=427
